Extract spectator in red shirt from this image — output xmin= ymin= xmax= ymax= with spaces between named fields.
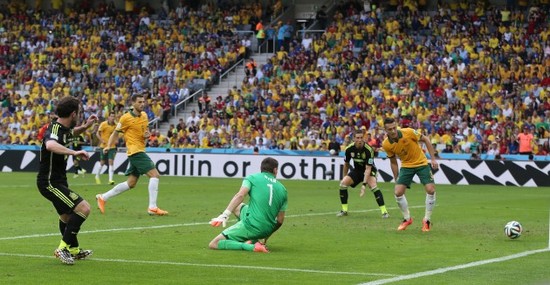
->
xmin=198 ymin=92 xmax=211 ymax=114
xmin=37 ymin=112 xmax=58 ymax=141
xmin=417 ymin=74 xmax=431 ymax=95
xmin=161 ymin=96 xmax=172 ymax=123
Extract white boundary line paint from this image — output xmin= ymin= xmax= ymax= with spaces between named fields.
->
xmin=0 ymin=252 xmax=398 ymax=277
xmin=0 ymin=206 xmax=548 ymax=281
xmin=0 ymin=222 xmax=207 ymax=241
xmin=0 ymin=206 xmax=423 ymax=241
xmin=0 ymin=182 xmax=99 ymax=188
xmin=358 ymin=248 xmax=550 ymax=285
xmin=359 ymin=209 xmax=550 ymax=284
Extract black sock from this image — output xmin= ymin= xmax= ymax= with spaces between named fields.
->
xmin=339 ymin=188 xmax=348 ymax=205
xmin=63 ymin=212 xmax=86 ymax=248
xmin=372 ymin=188 xmax=385 ymax=207
xmin=59 ymin=219 xmax=67 ymax=235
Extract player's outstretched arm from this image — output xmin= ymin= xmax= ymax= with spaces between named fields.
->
xmin=210 ymin=186 xmax=250 ymax=227
xmin=262 ymin=211 xmax=285 ymax=244
xmin=360 ymin=165 xmax=373 ymax=197
xmin=46 ymin=140 xmax=89 ymax=161
xmin=74 ymin=114 xmax=97 ymax=136
xmin=420 ymin=135 xmax=439 ymax=170
xmin=96 ymin=127 xmax=104 ymax=147
xmin=389 ymin=156 xmax=399 ymax=181
xmin=105 ymin=130 xmax=120 ymax=154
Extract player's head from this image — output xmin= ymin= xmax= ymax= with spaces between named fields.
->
xmin=353 ymin=129 xmax=365 ymax=148
xmin=261 ymin=157 xmax=279 ymax=176
xmin=383 ymin=117 xmax=398 ymax=140
xmin=55 ymin=96 xmax=80 ymax=127
xmin=131 ymin=94 xmax=145 ymax=113
xmin=107 ymin=112 xmax=115 ymax=123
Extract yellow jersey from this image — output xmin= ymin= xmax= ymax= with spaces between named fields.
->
xmin=98 ymin=120 xmax=117 ymax=149
xmin=116 ymin=110 xmax=148 ymax=156
xmin=382 ymin=128 xmax=428 ymax=168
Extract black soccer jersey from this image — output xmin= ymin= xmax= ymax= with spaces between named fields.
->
xmin=37 ymin=121 xmax=75 ymax=184
xmin=72 ymin=134 xmax=85 ymax=151
xmin=344 ymin=143 xmax=376 ymax=173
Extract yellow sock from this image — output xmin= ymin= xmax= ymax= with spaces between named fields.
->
xmin=380 ymin=205 xmax=388 ymax=214
xmin=342 ymin=204 xmax=348 ymax=212
xmin=57 ymin=240 xmax=69 ymax=249
xmin=69 ymin=247 xmax=80 ymax=255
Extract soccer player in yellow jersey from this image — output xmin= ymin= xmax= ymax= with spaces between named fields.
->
xmin=95 ymin=94 xmax=168 ymax=216
xmin=381 ymin=118 xmax=438 ymax=232
xmin=94 ymin=112 xmax=117 ymax=185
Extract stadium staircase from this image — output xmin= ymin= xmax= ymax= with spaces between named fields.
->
xmin=157 ymin=52 xmax=273 ymax=136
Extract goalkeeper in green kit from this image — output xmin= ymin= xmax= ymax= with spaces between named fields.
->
xmin=209 ymin=157 xmax=288 ymax=253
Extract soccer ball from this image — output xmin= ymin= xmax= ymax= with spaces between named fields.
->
xmin=504 ymin=221 xmax=523 ymax=239
xmin=329 ymin=149 xmax=336 ymax=155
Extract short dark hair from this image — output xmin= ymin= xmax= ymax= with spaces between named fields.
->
xmin=384 ymin=117 xmax=396 ymax=125
xmin=55 ymin=96 xmax=80 ymax=118
xmin=260 ymin=157 xmax=279 ymax=174
xmin=131 ymin=93 xmax=144 ymax=102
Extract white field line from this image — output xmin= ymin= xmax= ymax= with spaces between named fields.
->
xmin=0 ymin=206 xmax=423 ymax=241
xmin=358 ymin=248 xmax=550 ymax=285
xmin=359 ymin=209 xmax=550 ymax=284
xmin=0 ymin=182 xmax=100 ymax=188
xmin=0 ymin=252 xmax=397 ymax=277
xmin=0 ymin=207 xmax=418 ymax=278
xmin=0 ymin=206 xmax=547 ymax=280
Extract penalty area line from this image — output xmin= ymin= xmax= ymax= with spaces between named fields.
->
xmin=0 ymin=252 xmax=398 ymax=277
xmin=0 ymin=222 xmax=207 ymax=241
xmin=0 ymin=206 xmax=423 ymax=241
xmin=358 ymin=248 xmax=550 ymax=285
xmin=0 ymin=182 xmax=99 ymax=188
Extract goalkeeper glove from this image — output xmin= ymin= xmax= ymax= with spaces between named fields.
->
xmin=210 ymin=210 xmax=232 ymax=227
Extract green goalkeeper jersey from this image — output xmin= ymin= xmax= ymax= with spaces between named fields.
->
xmin=242 ymin=172 xmax=288 ymax=234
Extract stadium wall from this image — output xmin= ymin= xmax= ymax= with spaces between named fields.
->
xmin=2 ymin=150 xmax=548 ymax=187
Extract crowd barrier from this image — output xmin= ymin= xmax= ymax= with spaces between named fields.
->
xmin=1 ymin=146 xmax=548 ymax=187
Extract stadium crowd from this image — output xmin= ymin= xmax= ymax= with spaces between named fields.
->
xmin=0 ymin=0 xmax=549 ymax=158
xmin=0 ymin=0 xmax=264 ymax=145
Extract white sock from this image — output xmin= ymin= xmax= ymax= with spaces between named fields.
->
xmin=148 ymin=178 xmax=159 ymax=209
xmin=395 ymin=195 xmax=410 ymax=220
xmin=108 ymin=167 xmax=114 ymax=181
xmin=95 ymin=165 xmax=106 ymax=178
xmin=425 ymin=193 xmax=436 ymax=221
xmin=102 ymin=182 xmax=130 ymax=201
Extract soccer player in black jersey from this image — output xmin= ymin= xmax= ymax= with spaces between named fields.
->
xmin=337 ymin=129 xmax=389 ymax=218
xmin=36 ymin=96 xmax=97 ymax=265
xmin=71 ymin=134 xmax=87 ymax=178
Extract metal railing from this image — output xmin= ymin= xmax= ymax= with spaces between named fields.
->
xmin=296 ymin=29 xmax=326 ymax=39
xmin=218 ymin=57 xmax=245 ymax=89
xmin=147 ymin=56 xmax=247 ymax=129
xmin=257 ymin=37 xmax=277 ymax=54
xmin=148 ymin=117 xmax=160 ymax=130
xmin=172 ymin=89 xmax=204 ymax=118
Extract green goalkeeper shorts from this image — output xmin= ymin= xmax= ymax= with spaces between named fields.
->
xmin=222 ymin=205 xmax=271 ymax=241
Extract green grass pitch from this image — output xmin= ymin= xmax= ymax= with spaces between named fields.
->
xmin=0 ymin=172 xmax=549 ymax=285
